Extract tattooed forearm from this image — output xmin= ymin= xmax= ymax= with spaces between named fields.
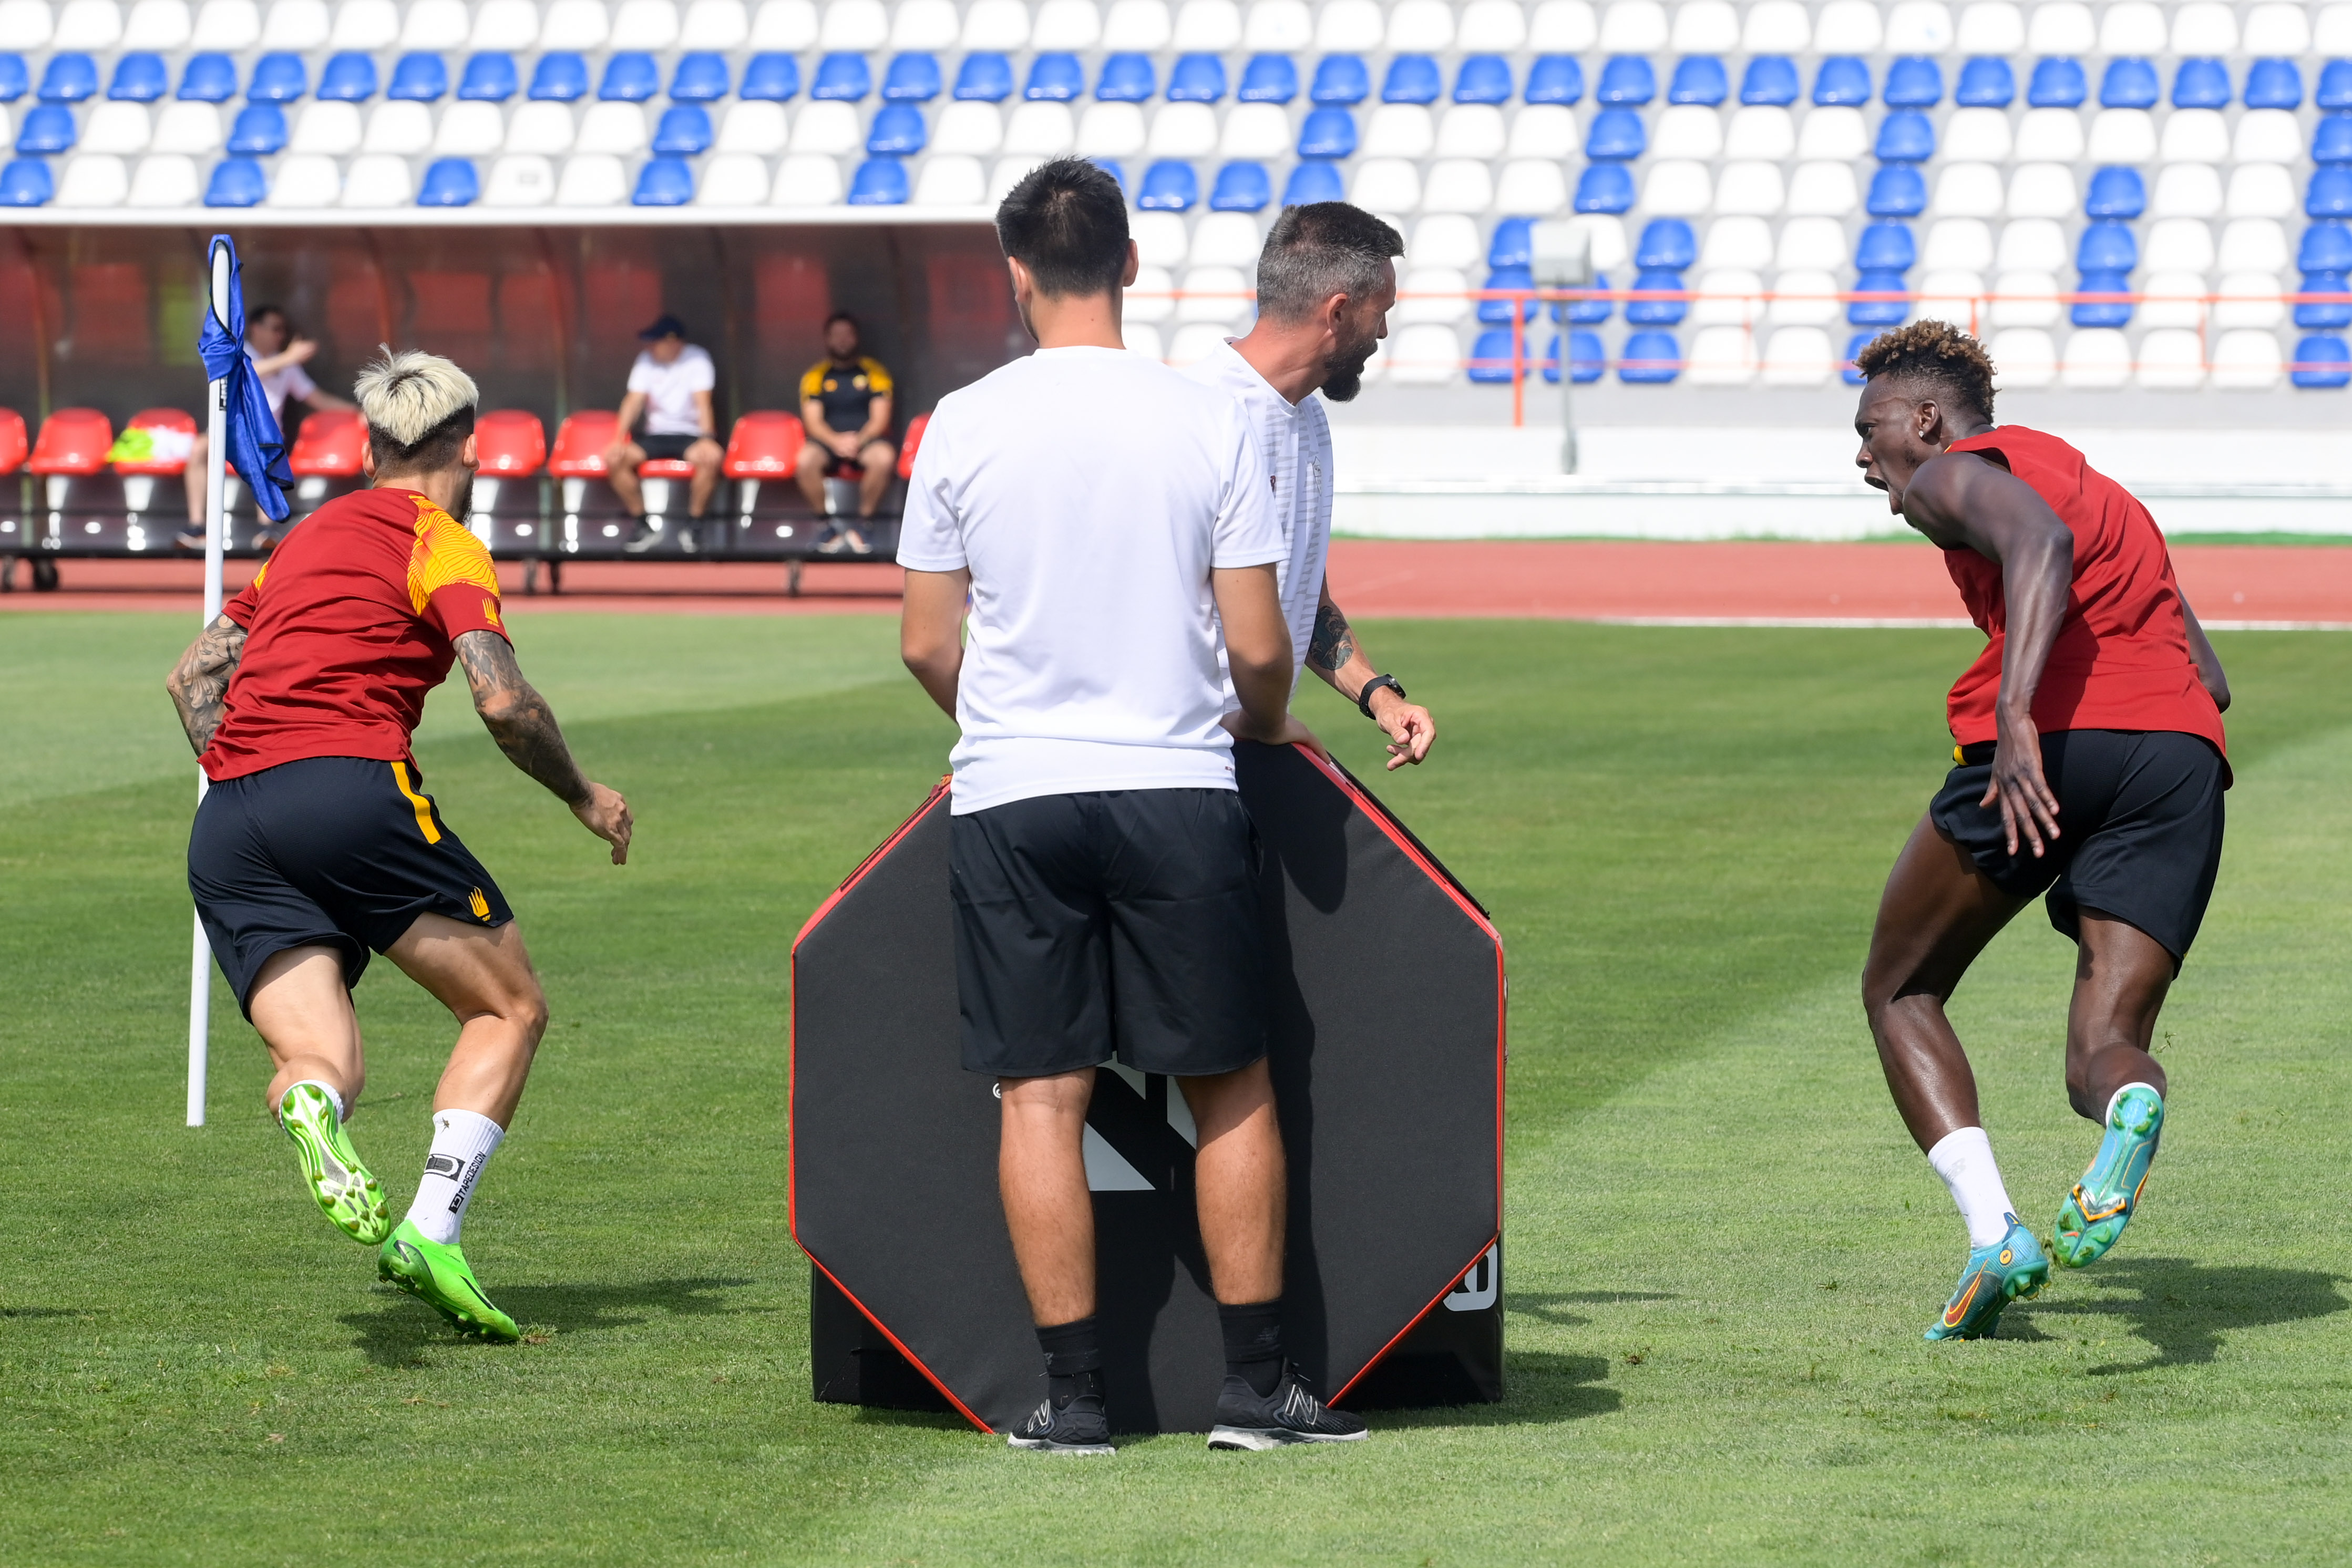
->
xmin=166 ymin=614 xmax=248 ymax=756
xmin=454 ymin=629 xmax=593 ymax=807
xmin=1305 ymin=599 xmax=1357 ymax=678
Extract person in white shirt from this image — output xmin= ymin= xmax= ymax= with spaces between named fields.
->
xmin=181 ymin=304 xmax=355 ymax=533
xmin=1184 ymin=203 xmax=1436 ymax=771
xmin=601 ymin=314 xmax=722 ymax=551
xmin=898 ymin=158 xmax=1368 ymax=1457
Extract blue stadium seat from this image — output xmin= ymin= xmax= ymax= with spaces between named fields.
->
xmin=1526 ymin=56 xmax=1584 ymax=105
xmin=1297 ymin=107 xmax=1357 ymax=157
xmin=418 ymin=157 xmax=479 ymax=205
xmin=2086 ymin=167 xmax=2147 ymax=218
xmin=2323 ymin=60 xmax=2352 ymax=111
xmin=0 ymin=57 xmax=27 ymax=104
xmin=2099 ymin=58 xmax=2159 ymax=109
xmin=1741 ymin=56 xmax=1798 ymax=105
xmin=2072 ymin=270 xmax=2133 ymax=327
xmin=1955 ymin=57 xmax=2014 ymax=106
xmin=673 ymin=52 xmax=731 ymax=101
xmin=179 ymin=54 xmax=238 ymax=101
xmin=2318 ymin=116 xmax=2352 ymax=164
xmin=321 ymin=52 xmax=380 ymax=101
xmin=1454 ymin=55 xmax=1512 ymax=105
xmin=2172 ymin=58 xmax=2231 ymax=109
xmin=206 ymin=156 xmax=269 ymax=205
xmin=1626 ymin=270 xmax=1686 ymax=325
xmin=0 ymin=156 xmax=50 ymax=204
xmin=1312 ymin=55 xmax=1370 ymax=106
xmin=110 ymin=52 xmax=170 ymax=101
xmin=1488 ymin=216 xmax=1533 ymax=269
xmin=1383 ymin=55 xmax=1441 ymax=105
xmin=228 ymin=104 xmax=287 ymax=153
xmin=1025 ymin=53 xmax=1083 ymax=101
xmin=1098 ymin=53 xmax=1155 ymax=101
xmin=882 ymin=53 xmax=940 ymax=101
xmin=848 ymin=157 xmax=909 ymax=204
xmin=2313 ymin=169 xmax=2352 ymax=218
xmin=16 ymin=106 xmax=75 ymax=153
xmin=1281 ymin=160 xmax=1343 ymax=204
xmin=743 ymin=53 xmax=800 ymax=100
xmin=1884 ymin=56 xmax=1943 ymax=107
xmin=1619 ymin=331 xmax=1680 ymax=384
xmin=1239 ymin=55 xmax=1297 ymax=103
xmin=1813 ymin=56 xmax=1871 ymax=106
xmin=390 ymin=54 xmax=450 ymax=101
xmin=2296 ymin=272 xmax=2352 ymax=329
xmin=1558 ymin=272 xmax=1610 ymax=323
xmin=460 ymin=53 xmax=518 ymax=101
xmin=2245 ymin=58 xmax=2304 ymax=110
xmin=656 ymin=103 xmax=716 ymax=152
xmin=813 ymin=53 xmax=871 ymax=101
xmin=1138 ymin=159 xmax=1197 ymax=209
xmin=1574 ymin=162 xmax=1635 ymax=212
xmin=1635 ymin=218 xmax=1696 ymax=270
xmin=1854 ymin=221 xmax=1915 ymax=271
xmin=1567 ymin=329 xmax=1608 ymax=383
xmin=1596 ymin=56 xmax=1656 ymax=105
xmin=1842 ymin=332 xmax=1874 ymax=385
xmin=1586 ymin=107 xmax=1645 ymax=160
xmin=1210 ymin=160 xmax=1270 ymax=210
xmin=2077 ymin=221 xmax=2138 ymax=272
xmin=1670 ymin=56 xmax=1727 ymax=105
xmin=1466 ymin=328 xmax=1529 ymax=383
xmin=1848 ymin=270 xmax=1909 ymax=326
xmin=1090 ymin=158 xmax=1127 ymax=193
xmin=2292 ymin=334 xmax=2351 ymax=388
xmin=951 ymin=53 xmax=1009 ymax=100
xmin=40 ymin=54 xmax=99 ymax=103
xmin=1479 ymin=265 xmax=1538 ymax=324
xmin=635 ymin=157 xmax=696 ymax=205
xmin=1865 ymin=165 xmax=1927 ymax=217
xmin=1875 ymin=111 xmax=1934 ymax=162
xmin=1168 ymin=55 xmax=1226 ymax=101
xmin=864 ymin=102 xmax=922 ymax=154
xmin=2304 ymin=222 xmax=2352 ymax=273
xmin=2028 ymin=57 xmax=2087 ymax=107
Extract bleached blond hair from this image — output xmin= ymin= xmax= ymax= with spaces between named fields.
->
xmin=354 ymin=347 xmax=478 ymax=464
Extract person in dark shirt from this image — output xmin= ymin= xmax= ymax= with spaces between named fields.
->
xmin=796 ymin=312 xmax=897 ymax=550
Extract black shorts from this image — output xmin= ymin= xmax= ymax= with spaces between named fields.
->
xmin=636 ymin=432 xmax=704 ymax=461
xmin=950 ymin=789 xmax=1267 ymax=1078
xmin=1930 ymin=729 xmax=2225 ymax=963
xmin=188 ymin=755 xmax=513 ymax=1017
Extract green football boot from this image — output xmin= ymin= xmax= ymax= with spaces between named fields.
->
xmin=1924 ymin=1218 xmax=2049 ymax=1342
xmin=2055 ymin=1084 xmax=2165 ymax=1270
xmin=277 ymin=1082 xmax=391 ymax=1245
xmin=377 ymin=1222 xmax=520 ymax=1343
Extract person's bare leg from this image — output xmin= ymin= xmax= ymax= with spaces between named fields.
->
xmin=2063 ymin=912 xmax=2173 ymax=1121
xmin=857 ymin=441 xmax=897 ymax=518
xmin=604 ymin=442 xmax=646 ymax=516
xmin=794 ymin=442 xmax=830 ymax=512
xmin=999 ymin=1068 xmax=1097 ymax=1325
xmin=250 ymin=945 xmax=366 ymax=1110
xmin=687 ymin=438 xmax=722 ymax=518
xmin=385 ymin=914 xmax=548 ymax=1126
xmin=1179 ymin=1059 xmax=1285 ymax=1304
xmin=184 ymin=432 xmax=210 ymax=524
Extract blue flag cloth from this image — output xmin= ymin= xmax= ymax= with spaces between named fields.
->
xmin=197 ymin=235 xmax=294 ymax=523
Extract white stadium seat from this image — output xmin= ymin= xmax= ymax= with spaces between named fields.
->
xmin=400 ymin=0 xmax=469 ymax=48
xmin=58 ymin=154 xmax=131 ymax=207
xmin=84 ymin=102 xmax=152 ymax=154
xmin=1651 ymin=106 xmax=1721 ymax=160
xmin=889 ymin=0 xmax=957 ymax=47
xmin=1104 ymin=0 xmax=1173 ymax=49
xmin=267 ymin=152 xmax=340 ymax=205
xmin=1316 ymin=0 xmax=1384 ymax=49
xmin=1914 ymin=270 xmax=1985 ymax=329
xmin=1506 ymin=106 xmax=1579 ymax=160
xmin=2226 ymin=166 xmax=2296 ymax=220
xmin=1641 ymin=161 xmax=1711 ymax=216
xmin=772 ymin=154 xmax=843 ymax=205
xmin=56 ymin=0 xmax=127 ymax=49
xmin=2170 ymin=2 xmax=2237 ymax=53
xmin=1166 ymin=322 xmax=1235 ymax=368
xmin=751 ymin=0 xmax=817 ymax=47
xmin=290 ymin=100 xmax=362 ymax=154
xmin=715 ymin=101 xmax=787 ymax=154
xmin=1126 ymin=265 xmax=1176 ymax=323
xmin=2241 ymin=3 xmax=2309 ymax=54
xmin=1954 ymin=1 xmax=2021 ymax=52
xmin=577 ymin=103 xmax=648 ymax=156
xmin=1700 ymin=216 xmax=1772 ymax=270
xmin=2061 ymin=329 xmax=2133 ymax=390
xmin=2160 ymin=111 xmax=2229 ymax=165
xmin=2152 ymin=164 xmax=2223 ymax=220
xmin=327 ymin=0 xmax=398 ymax=47
xmin=1740 ymin=0 xmax=1807 ymax=50
xmin=1422 ymin=159 xmax=1495 ymax=214
xmin=1189 ymin=211 xmax=1264 ymax=266
xmin=1760 ymin=326 xmax=1835 ymax=386
xmin=471 ymin=0 xmax=539 ymax=47
xmin=2088 ymin=110 xmax=2156 ymax=164
xmin=1563 ymin=213 xmax=1628 ymax=271
xmin=1146 ymin=102 xmax=1216 ymax=157
xmin=540 ymin=0 xmax=610 ymax=46
xmin=1923 ymin=220 xmax=1994 ymax=272
xmin=1597 ymin=0 xmax=1667 ymax=51
xmin=792 ymin=100 xmax=865 ymax=156
xmin=934 ymin=101 xmax=1004 ymax=156
xmin=1435 ymin=106 xmax=1506 ymax=159
xmin=1364 ymin=106 xmax=1436 ymax=159
xmin=1941 ymin=107 xmax=2011 ymax=162
xmin=1409 ymin=214 xmax=1482 ymax=270
xmin=1686 ymin=326 xmax=1757 ymax=385
xmin=1884 ymin=2 xmax=1952 ymax=51
xmin=2136 ymin=328 xmax=2208 ymax=390
xmin=1989 ymin=328 xmax=2057 ymax=389
xmin=1003 ymin=102 xmax=1076 ymax=157
xmin=2014 ymin=110 xmax=2085 ymax=163
xmin=1178 ymin=265 xmax=1251 ymax=325
xmin=2233 ymin=111 xmax=2302 ymax=166
xmin=191 ymin=0 xmax=261 ymax=46
xmin=364 ymin=102 xmax=436 ymax=156
xmin=435 ymin=102 xmax=505 ymax=156
xmin=2138 ymin=273 xmax=2209 ymax=331
xmin=260 ymin=0 xmax=326 ymax=46
xmin=1933 ymin=163 xmax=2002 ymax=218
xmin=1172 ymin=0 xmax=1241 ymax=49
xmin=1352 ymin=158 xmax=1421 ymax=211
xmin=556 ymin=154 xmax=629 ymax=207
xmin=989 ymin=157 xmax=1040 ymax=202
xmin=486 ymin=153 xmax=559 ymax=205
xmin=342 ymin=153 xmax=415 ymax=207
xmin=1457 ymin=0 xmax=1527 ymax=50
xmin=2145 ymin=219 xmax=2218 ymax=274
xmin=1076 ymin=102 xmax=1146 ymax=157
xmin=696 ymin=152 xmax=768 ymax=203
xmin=2098 ymin=1 xmax=2165 ymax=54
xmin=1811 ymin=0 xmax=1882 ymax=51
xmin=1785 ymin=162 xmax=1857 ymax=217
xmin=2024 ymin=1 xmax=2092 ymax=52
xmin=1670 ymin=0 xmax=1738 ymax=52
xmin=1723 ymin=107 xmax=1794 ymax=161
xmin=1386 ymin=323 xmax=1466 ymax=384
xmin=1386 ymin=0 xmax=1454 ymax=49
xmin=1690 ymin=270 xmax=1762 ymax=325
xmin=2210 ymin=329 xmax=2284 ymax=390
xmin=507 ymin=101 xmax=577 ymax=154
xmin=1713 ymin=162 xmax=1785 ymax=216
xmin=2006 ymin=164 xmax=2077 ymax=219
xmin=1241 ymin=0 xmax=1311 ymax=49
xmin=1028 ymin=0 xmax=1100 ymax=46
xmin=1527 ymin=0 xmax=1598 ymax=50
xmin=1795 ymin=109 xmax=1866 ymax=163
xmin=1774 ymin=218 xmax=1846 ymax=271
xmin=152 ymin=101 xmax=223 ymax=154
xmin=1127 ymin=324 xmax=1167 ymax=364
xmin=1995 ymin=220 xmax=2067 ymax=272
xmin=1128 ymin=210 xmax=1185 ymax=267
xmin=817 ymin=0 xmax=884 ymax=46
xmin=1495 ymin=159 xmax=1567 ymax=212
xmin=123 ymin=0 xmax=191 ymax=48
xmin=1766 ymin=268 xmax=1839 ymax=324
xmin=2213 ymin=272 xmax=2287 ymax=329
xmin=1219 ymin=103 xmax=1291 ymax=159
xmin=2321 ymin=3 xmax=2352 ymax=50
xmin=0 ymin=0 xmax=53 ymax=45
xmin=611 ymin=0 xmax=682 ymax=48
xmin=1988 ymin=269 xmax=2061 ymax=326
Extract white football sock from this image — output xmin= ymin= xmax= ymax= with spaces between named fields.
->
xmin=282 ymin=1079 xmax=346 ymax=1123
xmin=403 ymin=1108 xmax=505 ymax=1246
xmin=1927 ymin=1126 xmax=2018 ymax=1249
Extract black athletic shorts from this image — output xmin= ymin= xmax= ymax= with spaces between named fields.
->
xmin=1930 ymin=729 xmax=2225 ymax=963
xmin=949 ymin=788 xmax=1268 ymax=1079
xmin=188 ymin=755 xmax=513 ymax=1017
xmin=636 ymin=432 xmax=704 ymax=461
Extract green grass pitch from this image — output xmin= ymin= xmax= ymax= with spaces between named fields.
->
xmin=4 ymin=610 xmax=2350 ymax=1565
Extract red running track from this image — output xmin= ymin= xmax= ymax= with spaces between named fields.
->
xmin=5 ymin=542 xmax=2349 ymax=626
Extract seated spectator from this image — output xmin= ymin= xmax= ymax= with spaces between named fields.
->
xmin=603 ymin=313 xmax=723 ymax=552
xmin=180 ymin=304 xmax=355 ymax=545
xmin=796 ymin=312 xmax=897 ymax=552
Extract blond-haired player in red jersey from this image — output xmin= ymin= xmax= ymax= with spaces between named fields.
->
xmin=1850 ymin=322 xmax=2231 ymax=1343
xmin=168 ymin=349 xmax=632 ymax=1341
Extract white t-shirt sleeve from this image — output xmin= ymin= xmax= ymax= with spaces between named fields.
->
xmin=679 ymin=347 xmax=715 ymax=392
xmin=1209 ymin=401 xmax=1287 ymax=570
xmin=282 ymin=361 xmax=317 ymax=402
xmin=893 ymin=412 xmax=968 ymax=572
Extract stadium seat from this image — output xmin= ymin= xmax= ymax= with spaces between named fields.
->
xmin=1455 ymin=55 xmax=1512 ymax=105
xmin=2086 ymin=167 xmax=2148 ymax=219
xmin=1875 ymin=110 xmax=1934 ymax=161
xmin=1384 ymin=54 xmax=1442 ymax=105
xmin=2172 ymin=58 xmax=2231 ymax=110
xmin=389 ymin=54 xmax=449 ymax=101
xmin=2213 ymin=271 xmax=2286 ymax=329
xmin=2008 ymin=163 xmax=2077 ymax=217
xmin=2028 ymin=57 xmax=2087 ymax=107
xmin=742 ymin=53 xmax=800 ymax=100
xmin=413 ymin=156 xmax=475 ymax=205
xmin=287 ymin=407 xmax=365 ymax=475
xmin=1209 ymin=159 xmax=1269 ymax=209
xmin=109 ymin=52 xmax=169 ymax=101
xmin=1281 ymin=160 xmax=1343 ymax=204
xmin=1313 ymin=55 xmax=1371 ymax=106
xmin=2317 ymin=117 xmax=2352 ymax=165
xmin=84 ymin=102 xmax=152 ymax=154
xmin=1149 ymin=100 xmax=1218 ymax=156
xmin=771 ymin=152 xmax=841 ymax=204
xmin=930 ymin=99 xmax=1000 ymax=152
xmin=1813 ymin=56 xmax=1871 ymax=105
xmin=2087 ymin=107 xmax=2156 ymax=162
xmin=108 ymin=408 xmax=196 ymax=477
xmin=1238 ymin=54 xmax=1298 ymax=104
xmin=428 ymin=99 xmax=498 ymax=153
xmin=1798 ymin=105 xmax=1867 ymax=160
xmin=227 ymin=103 xmax=286 ymax=153
xmin=1626 ymin=267 xmax=1687 ymax=325
xmin=537 ymin=0 xmax=608 ymax=47
xmin=1854 ymin=220 xmax=1916 ymax=272
xmin=1477 ymin=264 xmax=1537 ymax=324
xmin=1596 ymin=56 xmax=1656 ymax=105
xmin=30 ymin=409 xmax=113 ymax=474
xmin=1561 ymin=267 xmax=1611 ymax=322
xmin=17 ymin=108 xmax=76 ymax=154
xmin=1381 ymin=322 xmax=1462 ymax=383
xmin=2216 ymin=219 xmax=2287 ymax=273
xmin=1668 ymin=56 xmax=1727 ymax=106
xmin=1298 ymin=108 xmax=1356 ymax=158
xmin=2305 ymin=223 xmax=2352 ymax=273
xmin=2158 ymin=108 xmax=2227 ymax=163
xmin=664 ymin=51 xmax=728 ymax=101
xmin=1574 ymin=162 xmax=1635 ymax=212
xmin=1884 ymin=55 xmax=1942 ymax=106
xmin=312 ymin=53 xmax=374 ymax=102
xmin=1739 ymin=55 xmax=1797 ymax=105
xmin=55 ymin=152 xmax=129 ymax=204
xmin=478 ymin=151 xmax=552 ymax=202
xmin=2211 ymin=328 xmax=2285 ymax=388
xmin=1720 ymin=104 xmax=1792 ymax=159
xmin=1635 ymin=216 xmax=1697 ymax=270
xmin=448 ymin=52 xmax=516 ymax=103
xmin=2099 ymin=58 xmax=2158 ymax=109
xmin=1586 ymin=108 xmax=1644 ymax=160
xmin=2297 ymin=272 xmax=2352 ymax=329
xmin=625 ymin=153 xmax=689 ymax=203
xmin=955 ymin=0 xmax=1023 ymax=48
xmin=1436 ymin=103 xmax=1506 ymax=158
xmin=1099 ymin=53 xmax=1156 ymax=102
xmin=1955 ymin=56 xmax=2014 ymax=106
xmin=1025 ymin=53 xmax=1084 ymax=101
xmin=1465 ymin=327 xmax=1533 ymax=384
xmin=1867 ymin=165 xmax=1927 ymax=216
xmin=2072 ymin=268 xmax=2135 ymax=327
xmin=1525 ymin=55 xmax=1584 ymax=105
xmin=549 ymin=410 xmax=619 ymax=478
xmin=1032 ymin=0 xmax=1101 ymax=48
xmin=602 ymin=52 xmax=661 ymax=101
xmin=2076 ymin=220 xmax=2138 ymax=274
xmin=41 ymin=54 xmax=100 ymax=103
xmin=2293 ymin=334 xmax=2352 ymax=388
xmin=895 ymin=411 xmax=929 ymax=477
xmin=0 ymin=57 xmax=27 ymax=104
xmin=865 ymin=102 xmax=923 ymax=154
xmin=646 ymin=104 xmax=709 ymax=154
xmin=340 ymin=151 xmax=412 ymax=204
xmin=845 ymin=156 xmax=906 ymax=204
xmin=2235 ymin=108 xmax=2303 ymax=163
xmin=2315 ymin=170 xmax=2352 ymax=219
xmin=1934 ymin=162 xmax=2001 ymax=215
xmin=1618 ymin=329 xmax=1680 ymax=383
xmin=1652 ymin=105 xmax=1720 ymax=158
xmin=1139 ymin=159 xmax=1197 ymax=209
xmin=468 ymin=0 xmax=538 ymax=48
xmin=1351 ymin=156 xmax=1419 ymax=209
xmin=2325 ymin=60 xmax=2352 ymax=111
xmin=722 ymin=410 xmax=805 ymax=481
xmin=1848 ymin=267 xmax=1909 ymax=325
xmin=2245 ymin=58 xmax=2304 ymax=109
xmin=872 ymin=53 xmax=935 ymax=104
xmin=363 ymin=100 xmax=433 ymax=154
xmin=2015 ymin=107 xmax=2084 ymax=162
xmin=1166 ymin=54 xmax=1225 ymax=102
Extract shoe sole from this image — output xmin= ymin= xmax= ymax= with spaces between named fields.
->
xmin=378 ymin=1247 xmax=521 ymax=1343
xmin=281 ymin=1100 xmax=391 ymax=1246
xmin=1005 ymin=1435 xmax=1115 ymax=1456
xmin=1207 ymin=1424 xmax=1370 ymax=1450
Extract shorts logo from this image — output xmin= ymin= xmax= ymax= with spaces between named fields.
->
xmin=469 ymin=888 xmax=491 ymax=920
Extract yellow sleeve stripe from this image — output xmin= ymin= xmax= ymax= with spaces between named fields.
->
xmin=405 ymin=494 xmax=500 ymax=618
xmin=800 ymin=363 xmax=827 ymax=399
xmin=862 ymin=357 xmax=894 ymax=393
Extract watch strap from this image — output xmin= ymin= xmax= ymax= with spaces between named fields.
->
xmin=1357 ymin=673 xmax=1405 ymax=721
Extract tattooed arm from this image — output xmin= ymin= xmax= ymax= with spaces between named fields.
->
xmin=1302 ymin=578 xmax=1436 ymax=770
xmin=166 ymin=614 xmax=249 ymax=757
xmin=454 ymin=630 xmax=634 ymax=864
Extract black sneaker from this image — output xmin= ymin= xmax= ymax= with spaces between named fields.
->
xmin=1207 ymin=1363 xmax=1369 ymax=1450
xmin=622 ymin=520 xmax=661 ymax=553
xmin=1006 ymin=1394 xmax=1115 ymax=1456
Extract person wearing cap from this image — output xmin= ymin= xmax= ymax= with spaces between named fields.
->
xmin=795 ymin=312 xmax=898 ymax=553
xmin=177 ymin=304 xmax=357 ymax=548
xmin=603 ymin=314 xmax=722 ymax=553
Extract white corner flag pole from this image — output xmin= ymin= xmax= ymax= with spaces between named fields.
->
xmin=188 ymin=236 xmax=234 ymax=1129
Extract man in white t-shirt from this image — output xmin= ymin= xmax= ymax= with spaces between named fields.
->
xmin=1184 ymin=204 xmax=1436 ymax=772
xmin=181 ymin=304 xmax=355 ymax=533
xmin=898 ymin=158 xmax=1368 ymax=1458
xmin=602 ymin=314 xmax=722 ymax=551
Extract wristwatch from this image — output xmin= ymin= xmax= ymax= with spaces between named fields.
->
xmin=1357 ymin=673 xmax=1407 ymax=720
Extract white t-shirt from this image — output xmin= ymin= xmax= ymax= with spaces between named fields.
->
xmin=897 ymin=345 xmax=1286 ymax=815
xmin=251 ymin=348 xmax=316 ymax=422
xmin=626 ymin=343 xmax=716 ymax=436
xmin=1183 ymin=339 xmax=1333 ymax=686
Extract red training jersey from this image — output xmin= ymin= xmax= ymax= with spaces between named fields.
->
xmin=1938 ymin=426 xmax=2225 ymax=759
xmin=201 ymin=487 xmax=508 ymax=782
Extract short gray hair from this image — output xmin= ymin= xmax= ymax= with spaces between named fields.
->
xmin=1253 ymin=202 xmax=1404 ymax=322
xmin=354 ymin=348 xmax=478 ymax=448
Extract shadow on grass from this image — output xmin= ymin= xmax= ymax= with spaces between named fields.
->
xmin=2018 ymin=1256 xmax=2347 ymax=1374
xmin=1504 ymin=1290 xmax=1678 ymax=1330
xmin=342 ymin=1276 xmax=763 ymax=1366
xmin=1368 ymin=1350 xmax=1623 ymax=1430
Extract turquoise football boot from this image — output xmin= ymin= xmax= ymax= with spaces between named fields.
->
xmin=2054 ymin=1084 xmax=2165 ymax=1270
xmin=1924 ymin=1218 xmax=2049 ymax=1342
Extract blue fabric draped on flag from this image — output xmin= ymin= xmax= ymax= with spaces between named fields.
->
xmin=197 ymin=235 xmax=294 ymax=523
